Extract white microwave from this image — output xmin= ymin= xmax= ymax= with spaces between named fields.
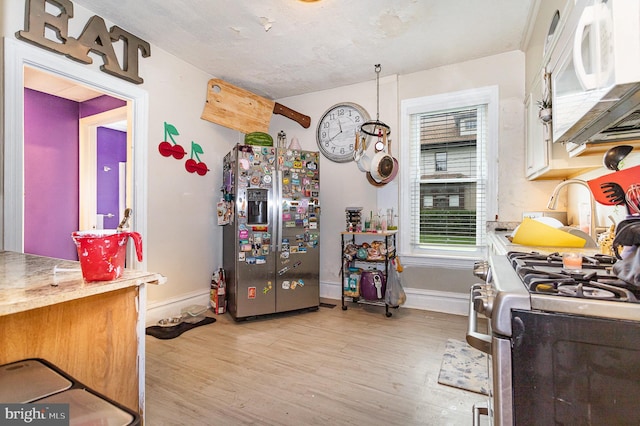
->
xmin=550 ymin=0 xmax=640 ymax=146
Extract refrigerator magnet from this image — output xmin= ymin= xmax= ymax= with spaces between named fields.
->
xmin=248 ymin=287 xmax=257 ymax=299
xmin=282 ymin=281 xmax=290 ymax=290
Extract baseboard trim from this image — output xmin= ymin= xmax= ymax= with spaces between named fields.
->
xmin=146 ymin=282 xmax=469 ymax=325
xmin=320 ymin=281 xmax=468 ymax=316
xmin=146 ymin=290 xmax=211 ymax=326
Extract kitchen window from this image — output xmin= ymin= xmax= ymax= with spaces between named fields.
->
xmin=399 ymin=86 xmax=498 ymax=265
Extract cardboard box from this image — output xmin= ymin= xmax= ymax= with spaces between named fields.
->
xmin=210 ymin=288 xmax=226 ymax=314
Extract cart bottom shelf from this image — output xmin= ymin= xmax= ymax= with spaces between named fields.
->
xmin=342 ymin=296 xmax=393 ymax=317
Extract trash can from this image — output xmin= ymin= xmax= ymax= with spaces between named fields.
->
xmin=0 ymin=358 xmax=140 ymax=425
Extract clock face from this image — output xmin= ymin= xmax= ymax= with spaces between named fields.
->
xmin=316 ymin=103 xmax=370 ymax=163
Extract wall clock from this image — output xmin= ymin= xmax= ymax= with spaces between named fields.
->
xmin=316 ymin=102 xmax=370 ymax=163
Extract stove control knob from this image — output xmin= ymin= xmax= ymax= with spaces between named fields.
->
xmin=483 ymin=298 xmax=493 ymax=318
xmin=472 ymin=261 xmax=490 ymax=281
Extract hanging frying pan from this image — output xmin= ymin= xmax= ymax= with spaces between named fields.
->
xmin=379 ymin=139 xmax=398 ymax=184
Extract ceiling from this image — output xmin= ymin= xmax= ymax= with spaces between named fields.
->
xmin=64 ymin=0 xmax=536 ymax=100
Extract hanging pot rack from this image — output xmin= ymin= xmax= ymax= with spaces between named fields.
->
xmin=360 ymin=64 xmax=391 ymax=137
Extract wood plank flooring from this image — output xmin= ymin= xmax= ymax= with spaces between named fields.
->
xmin=145 ymin=299 xmax=489 ymax=425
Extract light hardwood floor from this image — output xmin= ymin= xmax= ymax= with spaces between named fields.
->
xmin=145 ymin=300 xmax=488 ymax=425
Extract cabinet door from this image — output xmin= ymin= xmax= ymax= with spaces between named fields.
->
xmin=525 ymin=77 xmax=549 ymax=178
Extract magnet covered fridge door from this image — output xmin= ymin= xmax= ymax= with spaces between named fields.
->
xmin=223 ymin=145 xmax=278 ymax=319
xmin=275 ymin=149 xmax=320 ymax=313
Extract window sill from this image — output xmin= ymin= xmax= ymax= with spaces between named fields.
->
xmin=398 ymin=250 xmax=486 ymax=269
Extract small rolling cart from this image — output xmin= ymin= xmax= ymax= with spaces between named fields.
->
xmin=340 ymin=231 xmax=397 ymax=317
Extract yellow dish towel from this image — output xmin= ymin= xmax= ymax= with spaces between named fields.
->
xmin=512 ymin=218 xmax=586 ymax=248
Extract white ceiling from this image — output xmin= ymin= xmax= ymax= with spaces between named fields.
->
xmin=67 ymin=0 xmax=536 ymax=100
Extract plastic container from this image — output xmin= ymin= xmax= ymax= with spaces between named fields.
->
xmin=72 ymin=230 xmax=143 ymax=282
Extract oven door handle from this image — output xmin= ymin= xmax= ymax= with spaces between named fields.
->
xmin=466 ymin=285 xmax=492 ymax=354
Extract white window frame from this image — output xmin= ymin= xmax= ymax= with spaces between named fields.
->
xmin=399 ymin=86 xmax=499 ymax=267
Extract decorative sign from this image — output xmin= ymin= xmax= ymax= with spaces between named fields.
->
xmin=16 ymin=0 xmax=150 ymax=84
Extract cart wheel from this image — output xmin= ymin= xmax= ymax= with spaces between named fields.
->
xmin=342 ymin=305 xmax=348 ymax=310
xmin=385 ymin=312 xmax=392 ymax=317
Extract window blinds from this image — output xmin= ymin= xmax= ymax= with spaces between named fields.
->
xmin=408 ymin=105 xmax=488 ymax=248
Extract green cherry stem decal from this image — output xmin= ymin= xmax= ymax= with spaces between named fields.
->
xmin=185 ymin=141 xmax=209 ymax=176
xmin=158 ymin=122 xmax=187 ymax=159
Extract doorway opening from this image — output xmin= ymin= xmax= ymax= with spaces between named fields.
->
xmin=3 ymin=38 xmax=149 ymax=270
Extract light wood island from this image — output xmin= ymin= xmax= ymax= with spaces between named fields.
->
xmin=0 ymin=251 xmax=164 ymax=420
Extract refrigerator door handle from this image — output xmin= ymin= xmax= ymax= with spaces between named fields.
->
xmin=275 ymin=169 xmax=283 ymax=253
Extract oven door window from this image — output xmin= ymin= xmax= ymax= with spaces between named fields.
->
xmin=511 ymin=310 xmax=640 ymax=425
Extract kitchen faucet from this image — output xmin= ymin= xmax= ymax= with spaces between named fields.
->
xmin=547 ymin=179 xmax=598 ymax=241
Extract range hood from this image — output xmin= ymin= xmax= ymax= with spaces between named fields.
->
xmin=565 ymin=84 xmax=640 ymax=146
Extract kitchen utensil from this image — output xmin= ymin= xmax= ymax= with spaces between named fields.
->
xmin=603 ymin=145 xmax=633 ymax=171
xmin=355 ymin=135 xmax=371 ymax=173
xmin=600 ymin=182 xmax=630 ymax=213
xmin=117 ymin=208 xmax=132 ymax=231
xmin=72 ymin=230 xmax=143 ymax=281
xmin=626 ymin=184 xmax=640 ymax=215
xmin=378 ymin=138 xmax=398 ymax=184
xmin=369 ymin=131 xmax=394 ymax=182
xmin=201 ymin=78 xmax=310 ymax=133
xmin=369 ymin=152 xmax=394 ymax=182
xmin=587 ymin=165 xmax=640 ymax=205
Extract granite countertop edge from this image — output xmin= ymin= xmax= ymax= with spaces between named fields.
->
xmin=0 ymin=251 xmax=164 ymax=317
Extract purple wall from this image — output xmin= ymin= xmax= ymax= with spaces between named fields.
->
xmin=97 ymin=127 xmax=127 ymax=229
xmin=24 ymin=89 xmax=127 ymax=261
xmin=24 ymin=88 xmax=80 ymax=260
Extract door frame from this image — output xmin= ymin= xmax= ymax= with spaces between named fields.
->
xmin=79 ymin=106 xmax=129 ymax=231
xmin=3 ymin=38 xmax=149 ymax=271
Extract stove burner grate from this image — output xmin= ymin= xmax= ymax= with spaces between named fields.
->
xmin=508 ymin=251 xmax=639 ymax=303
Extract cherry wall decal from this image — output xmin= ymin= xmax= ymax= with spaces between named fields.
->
xmin=158 ymin=122 xmax=209 ymax=177
xmin=158 ymin=122 xmax=187 ymax=159
xmin=185 ymin=141 xmax=209 ymax=176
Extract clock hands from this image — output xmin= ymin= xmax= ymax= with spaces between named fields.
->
xmin=328 ymin=118 xmax=343 ymax=142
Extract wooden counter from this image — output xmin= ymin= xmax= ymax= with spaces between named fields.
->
xmin=0 ymin=251 xmax=164 ymax=418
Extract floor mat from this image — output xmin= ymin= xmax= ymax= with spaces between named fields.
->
xmin=146 ymin=317 xmax=216 ymax=340
xmin=437 ymin=338 xmax=489 ymax=395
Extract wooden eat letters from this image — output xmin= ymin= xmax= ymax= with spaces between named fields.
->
xmin=16 ymin=0 xmax=150 ymax=84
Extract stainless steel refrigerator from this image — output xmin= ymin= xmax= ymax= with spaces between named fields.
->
xmin=221 ymin=144 xmax=320 ymax=320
